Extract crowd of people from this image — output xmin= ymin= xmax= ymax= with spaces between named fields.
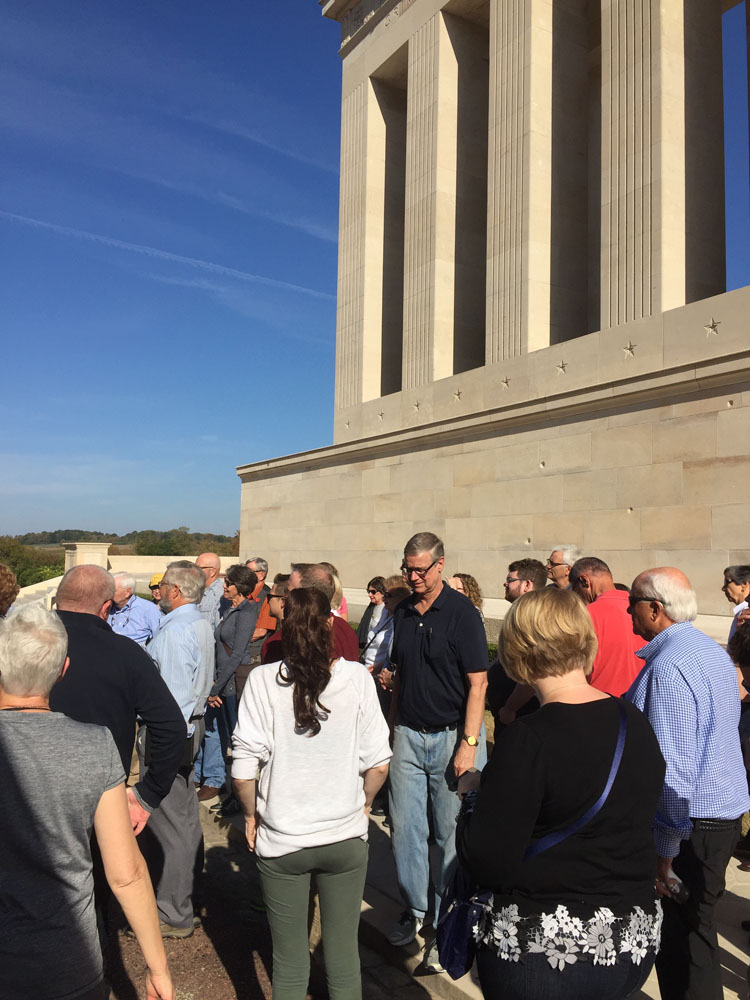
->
xmin=1 ymin=536 xmax=750 ymax=1000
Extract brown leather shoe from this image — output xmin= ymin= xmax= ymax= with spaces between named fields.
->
xmin=196 ymin=784 xmax=223 ymax=801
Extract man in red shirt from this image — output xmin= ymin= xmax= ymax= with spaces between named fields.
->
xmin=570 ymin=557 xmax=644 ymax=695
xmin=261 ymin=563 xmax=358 ymax=663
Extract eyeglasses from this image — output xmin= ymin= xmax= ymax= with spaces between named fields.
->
xmin=367 ymin=588 xmax=382 ymax=595
xmin=547 ymin=560 xmax=565 ymax=568
xmin=401 ymin=559 xmax=438 ymax=578
xmin=269 ymin=593 xmax=285 ymax=600
xmin=627 ymin=596 xmax=656 ymax=611
xmin=505 ymin=575 xmax=520 ymax=585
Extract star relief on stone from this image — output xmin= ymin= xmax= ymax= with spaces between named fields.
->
xmin=344 ymin=420 xmax=351 ymax=429
xmin=704 ymin=317 xmax=720 ymax=337
xmin=500 ymin=376 xmax=511 ymax=390
xmin=453 ymin=389 xmax=462 ymax=401
xmin=622 ymin=341 xmax=636 ymax=357
xmin=413 ymin=400 xmax=421 ymax=412
xmin=555 ymin=360 xmax=567 ymax=375
xmin=377 ymin=410 xmax=384 ymax=421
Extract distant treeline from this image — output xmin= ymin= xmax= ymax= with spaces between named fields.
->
xmin=2 ymin=528 xmax=239 ymax=588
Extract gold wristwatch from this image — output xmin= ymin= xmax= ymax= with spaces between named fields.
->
xmin=462 ymin=733 xmax=478 ymax=747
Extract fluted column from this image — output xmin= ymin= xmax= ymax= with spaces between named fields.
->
xmin=485 ymin=0 xmax=553 ymax=362
xmin=334 ymin=81 xmax=387 ymax=411
xmin=601 ymin=0 xmax=724 ymax=327
xmin=402 ymin=14 xmax=458 ymax=389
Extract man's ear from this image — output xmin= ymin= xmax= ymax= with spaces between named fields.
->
xmin=59 ymin=656 xmax=70 ymax=680
xmin=98 ymin=599 xmax=113 ymax=621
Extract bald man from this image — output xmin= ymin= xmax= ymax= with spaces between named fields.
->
xmin=196 ymin=552 xmax=223 ymax=630
xmin=625 ymin=567 xmax=750 ymax=1000
xmin=51 ymin=564 xmax=185 ymax=957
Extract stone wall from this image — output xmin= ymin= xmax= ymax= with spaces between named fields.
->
xmin=239 ymin=287 xmax=750 ymax=619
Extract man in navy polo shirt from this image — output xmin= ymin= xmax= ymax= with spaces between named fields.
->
xmin=387 ymin=531 xmax=488 ymax=964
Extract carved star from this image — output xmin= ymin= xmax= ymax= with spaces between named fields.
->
xmin=344 ymin=420 xmax=350 ymax=429
xmin=500 ymin=376 xmax=511 ymax=390
xmin=377 ymin=410 xmax=384 ymax=421
xmin=453 ymin=389 xmax=462 ymax=401
xmin=622 ymin=341 xmax=636 ymax=357
xmin=556 ymin=360 xmax=567 ymax=375
xmin=413 ymin=400 xmax=421 ymax=412
xmin=704 ymin=317 xmax=720 ymax=337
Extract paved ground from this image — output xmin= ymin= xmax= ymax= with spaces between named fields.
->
xmin=109 ymin=789 xmax=750 ymax=1000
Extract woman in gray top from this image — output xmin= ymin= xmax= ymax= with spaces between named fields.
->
xmin=0 ymin=605 xmax=174 ymax=1000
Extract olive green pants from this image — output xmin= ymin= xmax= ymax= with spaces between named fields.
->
xmin=257 ymin=838 xmax=368 ymax=1000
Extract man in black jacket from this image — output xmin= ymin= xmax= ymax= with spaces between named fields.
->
xmin=50 ymin=564 xmax=185 ymax=834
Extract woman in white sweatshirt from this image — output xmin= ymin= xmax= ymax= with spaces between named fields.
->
xmin=232 ymin=587 xmax=391 ymax=1000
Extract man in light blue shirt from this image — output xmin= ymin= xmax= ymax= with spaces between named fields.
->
xmin=196 ymin=552 xmax=224 ymax=631
xmin=108 ymin=572 xmax=161 ymax=645
xmin=139 ymin=560 xmax=214 ymax=937
xmin=626 ymin=566 xmax=750 ymax=1000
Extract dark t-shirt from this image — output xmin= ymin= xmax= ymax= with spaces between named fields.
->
xmin=486 ymin=656 xmax=539 ymax=721
xmin=458 ymin=698 xmax=665 ymax=915
xmin=0 ymin=713 xmax=124 ymax=998
xmin=391 ymin=582 xmax=488 ymax=729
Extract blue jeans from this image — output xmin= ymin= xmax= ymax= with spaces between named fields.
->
xmin=477 ymin=948 xmax=654 ymax=1000
xmin=389 ymin=723 xmax=486 ymax=920
xmin=195 ymin=695 xmax=237 ymax=788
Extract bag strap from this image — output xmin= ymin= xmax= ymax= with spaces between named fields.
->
xmin=523 ymin=700 xmax=627 ymax=861
xmin=360 ymin=611 xmax=392 ymax=658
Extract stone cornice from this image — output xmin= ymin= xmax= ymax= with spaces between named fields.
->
xmin=237 ymin=339 xmax=750 ymax=483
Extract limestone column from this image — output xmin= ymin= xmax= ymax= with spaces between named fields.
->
xmin=485 ymin=0 xmax=553 ymax=362
xmin=334 ymin=81 xmax=387 ymax=411
xmin=402 ymin=13 xmax=458 ymax=389
xmin=600 ymin=0 xmax=724 ymax=328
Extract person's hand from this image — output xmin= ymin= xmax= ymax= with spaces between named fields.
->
xmin=146 ymin=969 xmax=175 ymax=1000
xmin=379 ymin=668 xmax=394 ymax=690
xmin=738 ymin=608 xmax=750 ymax=628
xmin=453 ymin=741 xmax=477 ymax=778
xmin=126 ymin=787 xmax=151 ymax=836
xmin=364 ymin=804 xmax=372 ymax=819
xmin=654 ymin=856 xmax=674 ymax=898
xmin=245 ymin=814 xmax=258 ymax=852
xmin=496 ymin=706 xmax=516 ymax=726
xmin=207 ymin=695 xmax=222 ymax=708
xmin=457 ymin=769 xmax=481 ymax=798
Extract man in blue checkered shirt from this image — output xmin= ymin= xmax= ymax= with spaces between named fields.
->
xmin=625 ymin=566 xmax=749 ymax=1000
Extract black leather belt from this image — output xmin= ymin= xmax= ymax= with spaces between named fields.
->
xmin=692 ymin=817 xmax=741 ymax=831
xmin=413 ymin=721 xmax=459 ymax=735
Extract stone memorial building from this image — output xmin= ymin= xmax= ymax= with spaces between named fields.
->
xmin=238 ymin=0 xmax=750 ymax=617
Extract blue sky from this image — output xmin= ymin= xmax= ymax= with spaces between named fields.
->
xmin=1 ymin=1 xmax=749 ymax=536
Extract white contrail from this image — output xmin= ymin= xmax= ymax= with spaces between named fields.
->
xmin=0 ymin=209 xmax=334 ymax=300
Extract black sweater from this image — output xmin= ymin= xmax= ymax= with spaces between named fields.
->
xmin=458 ymin=697 xmax=665 ymax=915
xmin=51 ymin=611 xmax=186 ymax=811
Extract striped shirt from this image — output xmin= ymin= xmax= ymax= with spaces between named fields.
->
xmin=148 ymin=603 xmax=214 ymax=734
xmin=626 ymin=621 xmax=750 ymax=859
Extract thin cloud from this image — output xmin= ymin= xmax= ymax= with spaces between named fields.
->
xmin=186 ymin=113 xmax=339 ymax=175
xmin=0 ymin=209 xmax=334 ymax=300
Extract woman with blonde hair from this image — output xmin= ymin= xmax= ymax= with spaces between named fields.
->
xmin=457 ymin=587 xmax=665 ymax=1000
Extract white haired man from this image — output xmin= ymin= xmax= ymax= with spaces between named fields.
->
xmin=139 ymin=560 xmax=214 ymax=937
xmin=546 ymin=544 xmax=580 ymax=589
xmin=108 ymin=571 xmax=161 ymax=645
xmin=625 ymin=567 xmax=750 ymax=1000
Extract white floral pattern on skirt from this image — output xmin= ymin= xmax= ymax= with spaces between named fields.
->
xmin=476 ymin=900 xmax=662 ymax=971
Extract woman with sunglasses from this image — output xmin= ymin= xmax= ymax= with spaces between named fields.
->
xmin=356 ymin=576 xmax=386 ymax=654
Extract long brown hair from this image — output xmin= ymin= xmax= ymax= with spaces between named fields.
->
xmin=280 ymin=588 xmax=334 ymax=735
